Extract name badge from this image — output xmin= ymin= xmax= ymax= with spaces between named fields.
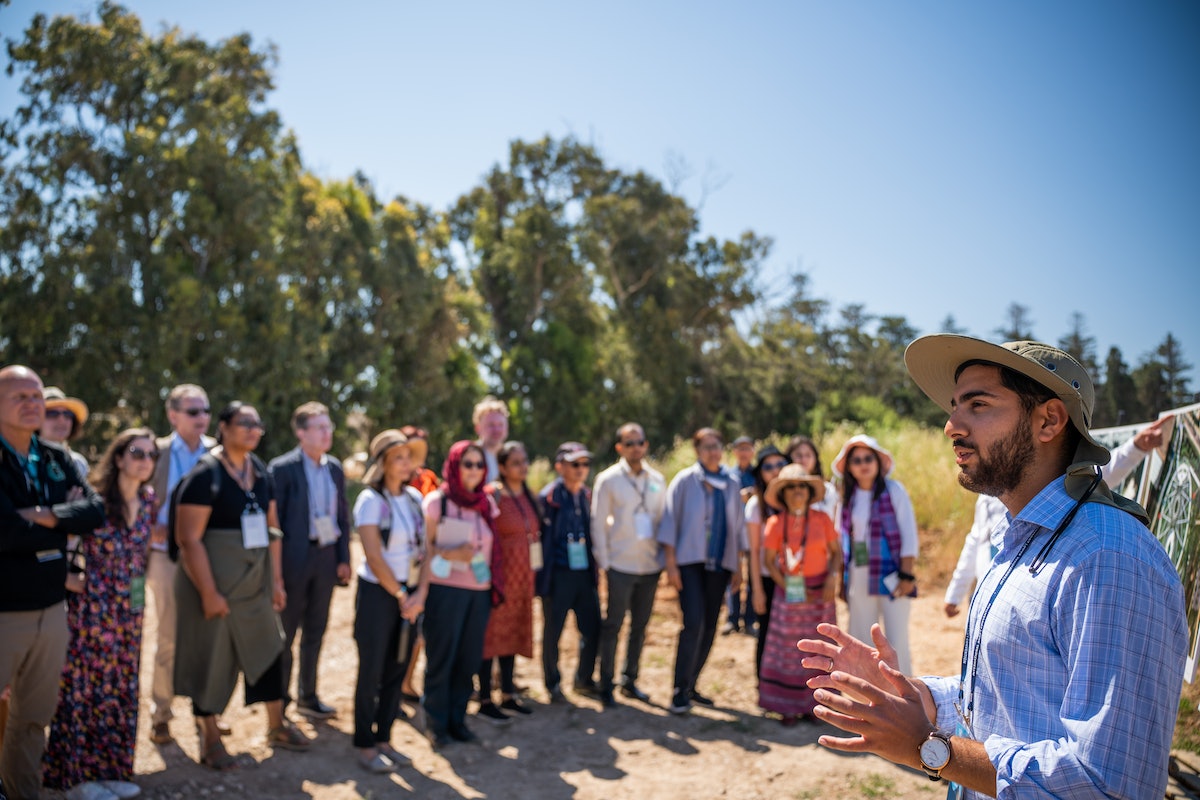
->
xmin=430 ymin=554 xmax=452 ymax=579
xmin=529 ymin=540 xmax=544 ymax=571
xmin=785 ymin=574 xmax=807 ymax=604
xmin=241 ymin=510 xmax=269 ymax=549
xmin=313 ymin=515 xmax=338 ymax=546
xmin=408 ymin=554 xmax=422 ymax=585
xmin=470 ymin=553 xmax=491 ymax=584
xmin=567 ymin=537 xmax=588 ymax=571
xmin=130 ymin=575 xmax=146 ymax=611
xmin=634 ymin=511 xmax=654 ymax=540
xmin=36 ymin=549 xmax=63 ymax=563
xmin=853 ymin=540 xmax=869 ymax=567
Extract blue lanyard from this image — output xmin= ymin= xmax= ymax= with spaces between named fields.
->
xmin=1 ymin=434 xmax=44 ymax=500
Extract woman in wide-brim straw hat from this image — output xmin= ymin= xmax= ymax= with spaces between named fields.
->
xmin=831 ymin=433 xmax=919 ymax=674
xmin=350 ymin=429 xmax=425 ymax=773
xmin=756 ymin=464 xmax=840 ymax=725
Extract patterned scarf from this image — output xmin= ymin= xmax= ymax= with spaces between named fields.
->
xmin=441 ymin=440 xmax=503 ymax=604
xmin=841 ymin=485 xmax=916 ymax=598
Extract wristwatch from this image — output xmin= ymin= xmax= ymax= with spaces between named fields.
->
xmin=919 ymin=731 xmax=952 ymax=781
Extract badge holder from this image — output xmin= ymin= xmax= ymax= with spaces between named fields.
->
xmin=567 ymin=536 xmax=588 ymax=570
xmin=242 ymin=506 xmax=269 ymax=549
xmin=853 ymin=540 xmax=869 ymax=567
xmin=785 ymin=574 xmax=807 ymax=604
xmin=529 ymin=539 xmax=544 ymax=571
xmin=130 ymin=575 xmax=146 ymax=611
xmin=313 ymin=515 xmax=338 ymax=546
xmin=470 ymin=553 xmax=491 ymax=584
xmin=634 ymin=511 xmax=654 ymax=540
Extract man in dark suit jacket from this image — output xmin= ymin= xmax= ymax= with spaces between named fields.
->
xmin=268 ymin=402 xmax=351 ymax=719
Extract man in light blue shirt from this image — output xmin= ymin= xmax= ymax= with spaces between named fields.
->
xmin=146 ymin=383 xmax=216 ymax=745
xmin=799 ymin=336 xmax=1187 ymax=799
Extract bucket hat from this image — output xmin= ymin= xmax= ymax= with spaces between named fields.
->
xmin=831 ymin=434 xmax=894 ymax=479
xmin=903 ymin=334 xmax=1109 ymax=465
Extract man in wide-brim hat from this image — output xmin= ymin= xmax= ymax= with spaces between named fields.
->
xmin=798 ymin=334 xmax=1187 ymax=799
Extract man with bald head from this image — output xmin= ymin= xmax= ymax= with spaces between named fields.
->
xmin=0 ymin=365 xmax=104 ymax=799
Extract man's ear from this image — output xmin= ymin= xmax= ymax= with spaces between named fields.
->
xmin=1033 ymin=398 xmax=1071 ymax=445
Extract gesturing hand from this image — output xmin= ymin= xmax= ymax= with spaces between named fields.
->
xmin=797 ymin=622 xmax=900 ymax=700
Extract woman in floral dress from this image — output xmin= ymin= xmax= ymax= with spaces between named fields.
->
xmin=476 ymin=442 xmax=539 ymax=723
xmin=43 ymin=427 xmax=157 ymax=792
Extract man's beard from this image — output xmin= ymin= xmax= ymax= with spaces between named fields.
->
xmin=957 ymin=418 xmax=1036 ymax=497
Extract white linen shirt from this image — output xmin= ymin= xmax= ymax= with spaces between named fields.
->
xmin=590 ymin=459 xmax=666 ymax=575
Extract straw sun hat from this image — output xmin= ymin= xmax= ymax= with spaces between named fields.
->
xmin=763 ymin=464 xmax=827 ymax=511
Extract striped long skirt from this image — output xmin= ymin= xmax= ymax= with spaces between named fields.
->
xmin=758 ymin=582 xmax=835 ymax=717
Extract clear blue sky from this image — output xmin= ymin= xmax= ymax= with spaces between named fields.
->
xmin=4 ymin=0 xmax=1198 ymax=381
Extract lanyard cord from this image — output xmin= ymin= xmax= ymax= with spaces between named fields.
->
xmin=958 ymin=470 xmax=1102 ymax=728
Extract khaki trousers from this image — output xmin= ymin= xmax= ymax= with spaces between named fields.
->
xmin=145 ymin=549 xmax=178 ymax=725
xmin=0 ymin=604 xmax=70 ymax=800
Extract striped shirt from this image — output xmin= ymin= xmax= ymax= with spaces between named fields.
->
xmin=924 ymin=477 xmax=1187 ymax=799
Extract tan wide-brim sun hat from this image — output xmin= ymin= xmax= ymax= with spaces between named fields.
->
xmin=42 ymin=386 xmax=89 ymax=435
xmin=763 ymin=463 xmax=827 ymax=511
xmin=362 ymin=429 xmax=413 ymax=486
xmin=831 ymin=434 xmax=895 ymax=479
xmin=903 ymin=334 xmax=1110 ymax=466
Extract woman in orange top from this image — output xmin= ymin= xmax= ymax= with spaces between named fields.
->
xmin=757 ymin=464 xmax=841 ymax=725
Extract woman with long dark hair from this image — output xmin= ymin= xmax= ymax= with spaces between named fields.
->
xmin=351 ymin=429 xmax=425 ymax=773
xmin=42 ymin=428 xmax=156 ymax=797
xmin=476 ymin=441 xmax=539 ymax=724
xmin=174 ymin=402 xmax=309 ymax=770
xmin=407 ymin=440 xmax=498 ymax=748
xmin=745 ymin=445 xmax=789 ymax=675
xmin=831 ymin=434 xmax=918 ymax=673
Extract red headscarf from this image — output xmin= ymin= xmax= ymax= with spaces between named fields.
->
xmin=441 ymin=439 xmax=504 ymax=606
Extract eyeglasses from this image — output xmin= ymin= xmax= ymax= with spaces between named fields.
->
xmin=233 ymin=419 xmax=265 ymax=432
xmin=849 ymin=455 xmax=876 ymax=466
xmin=127 ymin=446 xmax=159 ymax=461
xmin=620 ymin=438 xmax=646 ymax=447
xmin=461 ymin=460 xmax=486 ymax=470
xmin=569 ymin=461 xmax=592 ymax=469
xmin=761 ymin=461 xmax=787 ymax=472
xmin=182 ymin=407 xmax=211 ymax=417
xmin=697 ymin=442 xmax=723 ymax=452
xmin=44 ymin=409 xmax=76 ymax=421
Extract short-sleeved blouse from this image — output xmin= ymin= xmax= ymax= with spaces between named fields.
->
xmin=763 ymin=509 xmax=836 ymax=579
xmin=178 ymin=455 xmax=273 ymax=528
xmin=422 ymin=490 xmax=496 ymax=591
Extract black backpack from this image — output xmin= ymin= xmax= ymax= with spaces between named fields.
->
xmin=166 ymin=452 xmax=267 ymax=561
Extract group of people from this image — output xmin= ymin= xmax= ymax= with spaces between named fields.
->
xmin=0 ymin=330 xmax=1190 ymax=800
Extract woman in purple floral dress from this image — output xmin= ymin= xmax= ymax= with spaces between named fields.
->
xmin=43 ymin=427 xmax=157 ymax=793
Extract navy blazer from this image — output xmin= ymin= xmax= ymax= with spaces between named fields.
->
xmin=267 ymin=446 xmax=351 ymax=574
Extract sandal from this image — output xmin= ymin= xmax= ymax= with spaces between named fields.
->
xmin=200 ymin=740 xmax=239 ymax=771
xmin=267 ymin=723 xmax=311 ymax=751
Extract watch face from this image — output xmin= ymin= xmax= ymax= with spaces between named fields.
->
xmin=920 ymin=736 xmax=951 ymax=769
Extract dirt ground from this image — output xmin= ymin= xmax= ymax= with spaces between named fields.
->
xmin=109 ymin=538 xmax=972 ymax=800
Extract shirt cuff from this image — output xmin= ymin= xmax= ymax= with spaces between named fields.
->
xmin=921 ymin=675 xmax=961 ymax=733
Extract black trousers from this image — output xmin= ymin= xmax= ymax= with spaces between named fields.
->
xmin=672 ymin=564 xmax=731 ymax=693
xmin=280 ymin=541 xmax=338 ymax=705
xmin=352 ymin=579 xmax=417 ymax=748
xmin=541 ymin=568 xmax=601 ymax=690
xmin=478 ymin=655 xmax=516 ymax=699
xmin=422 ymin=585 xmax=490 ymax=738
xmin=754 ymin=574 xmax=777 ymax=679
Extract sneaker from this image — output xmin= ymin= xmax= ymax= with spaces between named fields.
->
xmin=98 ymin=783 xmax=141 ymax=799
xmin=357 ymin=751 xmax=396 ymax=774
xmin=668 ymin=690 xmax=693 ymax=715
xmin=500 ymin=697 xmax=533 ymax=716
xmin=690 ymin=690 xmax=715 ymax=707
xmin=66 ymin=784 xmax=119 ymax=800
xmin=476 ymin=702 xmax=513 ymax=726
xmin=720 ymin=621 xmax=739 ymax=636
xmin=619 ymin=682 xmax=650 ymax=703
xmin=295 ymin=698 xmax=336 ymax=719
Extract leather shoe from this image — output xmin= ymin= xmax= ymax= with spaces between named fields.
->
xmin=449 ymin=725 xmax=479 ymax=744
xmin=620 ymin=683 xmax=650 ymax=703
xmin=572 ymin=680 xmax=600 ymax=699
xmin=215 ymin=717 xmax=232 ymax=736
xmin=600 ymin=690 xmax=616 ymax=708
xmin=149 ymin=722 xmax=173 ymax=745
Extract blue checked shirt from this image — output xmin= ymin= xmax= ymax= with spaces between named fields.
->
xmin=924 ymin=477 xmax=1187 ymax=799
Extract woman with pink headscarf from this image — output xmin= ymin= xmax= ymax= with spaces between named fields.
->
xmin=407 ymin=441 xmax=500 ymax=749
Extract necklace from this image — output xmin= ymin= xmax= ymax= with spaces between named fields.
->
xmin=221 ymin=452 xmax=253 ymax=493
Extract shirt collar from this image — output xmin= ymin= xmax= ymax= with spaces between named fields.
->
xmin=171 ymin=432 xmax=206 ymax=455
xmin=1003 ymin=476 xmax=1073 ymax=545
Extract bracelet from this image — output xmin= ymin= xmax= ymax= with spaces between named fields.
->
xmin=897 ymin=570 xmax=917 ymax=582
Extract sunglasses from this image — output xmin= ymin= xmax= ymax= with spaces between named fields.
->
xmin=849 ymin=455 xmax=876 ymax=465
xmin=461 ymin=460 xmax=487 ymax=470
xmin=44 ymin=408 xmax=76 ymax=421
xmin=233 ymin=418 xmax=265 ymax=432
xmin=127 ymin=446 xmax=159 ymax=461
xmin=568 ymin=461 xmax=592 ymax=469
xmin=761 ymin=461 xmax=787 ymax=472
xmin=620 ymin=438 xmax=647 ymax=447
xmin=181 ymin=406 xmax=211 ymax=417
